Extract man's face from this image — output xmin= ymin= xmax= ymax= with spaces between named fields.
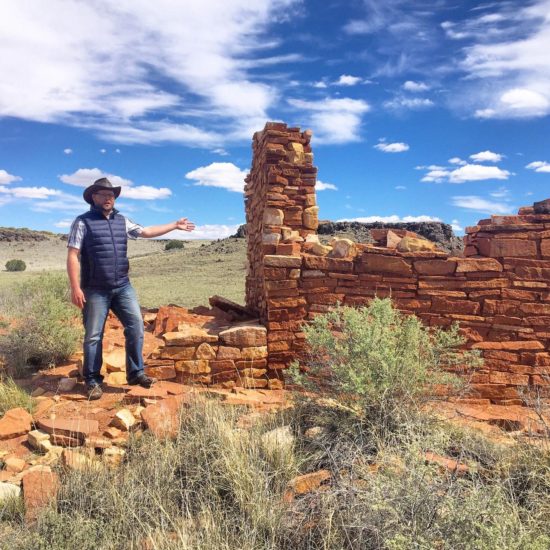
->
xmin=92 ymin=190 xmax=116 ymax=211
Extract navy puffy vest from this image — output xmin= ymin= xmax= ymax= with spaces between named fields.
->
xmin=78 ymin=207 xmax=130 ymax=290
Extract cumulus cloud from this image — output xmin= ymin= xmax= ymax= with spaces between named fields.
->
xmin=395 ymin=185 xmax=406 ymax=190
xmin=526 ymin=161 xmax=550 ymax=173
xmin=185 ymin=162 xmax=247 ymax=193
xmin=59 ymin=167 xmax=171 ymax=200
xmin=0 ymin=170 xmax=22 ymax=185
xmin=335 ymin=74 xmax=362 ymax=86
xmin=0 ymin=0 xmax=299 ymax=146
xmin=374 ymin=141 xmax=409 ymax=153
xmin=450 ymin=219 xmax=463 ymax=233
xmin=451 ymin=195 xmax=514 ymax=214
xmin=287 ymin=97 xmax=370 ymax=144
xmin=0 ymin=185 xmax=61 ymax=199
xmin=469 ymin=150 xmax=504 ymax=163
xmin=60 ymin=168 xmax=132 ymax=188
xmin=422 ymin=163 xmax=510 ymax=183
xmin=338 ymin=215 xmax=442 ymax=223
xmin=448 ymin=157 xmax=466 ymax=166
xmin=63 ymin=148 xmax=73 ymax=155
xmin=403 ymin=80 xmax=429 ymax=92
xmin=54 ymin=219 xmax=73 ymax=228
xmin=316 ymin=180 xmax=338 ymax=191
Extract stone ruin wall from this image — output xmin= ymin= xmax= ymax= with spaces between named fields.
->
xmin=246 ymin=121 xmax=550 ymax=405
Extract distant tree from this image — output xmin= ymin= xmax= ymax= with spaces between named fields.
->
xmin=5 ymin=259 xmax=26 ymax=272
xmin=165 ymin=240 xmax=184 ymax=251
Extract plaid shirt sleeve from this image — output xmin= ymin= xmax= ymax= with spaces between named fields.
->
xmin=67 ymin=218 xmax=85 ymax=249
xmin=125 ymin=217 xmax=144 ymax=239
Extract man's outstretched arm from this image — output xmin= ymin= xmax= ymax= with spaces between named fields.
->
xmin=139 ymin=218 xmax=196 ymax=239
xmin=67 ymin=247 xmax=86 ymax=309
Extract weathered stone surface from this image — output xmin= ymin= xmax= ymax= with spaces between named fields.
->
xmin=165 ymin=327 xmax=218 ymax=345
xmin=22 ymin=470 xmax=60 ymax=521
xmin=329 ymin=238 xmax=357 ymax=259
xmin=263 ymin=255 xmax=302 ymax=268
xmin=455 ymin=258 xmax=503 ymax=273
xmin=160 ymin=346 xmax=196 ymax=360
xmin=144 ymin=363 xmax=177 ymax=380
xmin=310 ymin=242 xmax=332 ymax=256
xmin=219 ymin=325 xmax=267 ymax=347
xmin=57 ymin=377 xmax=78 ymax=392
xmin=103 ymin=349 xmax=126 ymax=372
xmin=27 ymin=430 xmax=51 ymax=452
xmin=195 ymin=342 xmax=217 ymax=360
xmin=5 ymin=456 xmax=26 ymax=473
xmin=397 ymin=236 xmax=437 ymax=252
xmin=110 ymin=409 xmax=136 ymax=431
xmin=125 ymin=386 xmax=169 ymax=401
xmin=141 ymin=394 xmax=195 ymax=439
xmin=37 ymin=417 xmax=99 ymax=441
xmin=241 ymin=346 xmax=268 ymax=360
xmin=263 ymin=208 xmax=284 ymax=225
xmin=105 ymin=371 xmax=127 ymax=386
xmin=0 ymin=407 xmax=33 ymax=440
xmin=472 ymin=341 xmax=545 ymax=351
xmin=216 ymin=346 xmax=241 ymax=360
xmin=175 ymin=360 xmax=211 ymax=374
xmin=0 ymin=482 xmax=20 ymax=503
xmin=414 ymin=259 xmax=457 ymax=275
xmin=360 ymin=254 xmax=413 ymax=275
xmin=303 ymin=206 xmax=319 ymax=229
xmin=286 ymin=469 xmax=331 ymax=498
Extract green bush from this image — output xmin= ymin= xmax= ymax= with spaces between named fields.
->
xmin=164 ymin=239 xmax=184 ymax=251
xmin=5 ymin=259 xmax=26 ymax=272
xmin=291 ymin=298 xmax=481 ymax=429
xmin=0 ymin=274 xmax=82 ymax=373
xmin=0 ymin=377 xmax=35 ymax=416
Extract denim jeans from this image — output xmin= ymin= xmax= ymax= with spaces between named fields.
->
xmin=82 ymin=283 xmax=144 ymax=386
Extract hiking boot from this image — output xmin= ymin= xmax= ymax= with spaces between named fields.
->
xmin=127 ymin=373 xmax=157 ymax=388
xmin=86 ymin=384 xmax=103 ymax=400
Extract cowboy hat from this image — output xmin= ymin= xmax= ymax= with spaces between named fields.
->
xmin=83 ymin=177 xmax=122 ymax=205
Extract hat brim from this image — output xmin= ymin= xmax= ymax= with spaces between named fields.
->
xmin=83 ymin=185 xmax=122 ymax=205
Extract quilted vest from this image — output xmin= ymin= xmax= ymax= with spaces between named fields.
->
xmin=78 ymin=206 xmax=130 ymax=290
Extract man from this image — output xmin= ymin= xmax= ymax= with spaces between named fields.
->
xmin=67 ymin=177 xmax=195 ymax=400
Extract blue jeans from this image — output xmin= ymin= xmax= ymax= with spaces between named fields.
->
xmin=82 ymin=283 xmax=144 ymax=386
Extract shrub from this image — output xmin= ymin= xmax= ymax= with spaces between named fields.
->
xmin=0 ymin=274 xmax=82 ymax=373
xmin=0 ymin=377 xmax=35 ymax=416
xmin=5 ymin=259 xmax=26 ymax=272
xmin=164 ymin=239 xmax=184 ymax=251
xmin=290 ymin=298 xmax=481 ymax=432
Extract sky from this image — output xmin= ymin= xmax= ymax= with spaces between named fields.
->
xmin=0 ymin=0 xmax=549 ymax=239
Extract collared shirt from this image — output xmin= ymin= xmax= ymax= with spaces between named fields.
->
xmin=67 ymin=211 xmax=144 ymax=250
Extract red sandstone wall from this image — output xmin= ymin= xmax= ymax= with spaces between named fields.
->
xmin=245 ymin=122 xmax=550 ymax=404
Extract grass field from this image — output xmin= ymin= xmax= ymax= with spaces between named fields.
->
xmin=0 ymin=237 xmax=247 ymax=309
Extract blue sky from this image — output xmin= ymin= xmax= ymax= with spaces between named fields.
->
xmin=0 ymin=0 xmax=549 ymax=238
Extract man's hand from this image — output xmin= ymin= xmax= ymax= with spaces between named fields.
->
xmin=71 ymin=287 xmax=86 ymax=309
xmin=174 ymin=218 xmax=196 ymax=232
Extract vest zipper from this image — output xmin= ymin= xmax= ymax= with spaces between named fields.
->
xmin=107 ymin=214 xmax=119 ymax=284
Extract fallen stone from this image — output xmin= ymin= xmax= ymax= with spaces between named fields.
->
xmin=261 ymin=426 xmax=294 ymax=457
xmin=57 ymin=377 xmax=78 ymax=392
xmin=105 ymin=371 xmax=127 ymax=386
xmin=140 ymin=394 xmax=194 ymax=439
xmin=103 ymin=427 xmax=122 ymax=439
xmin=61 ymin=449 xmax=99 ymax=472
xmin=165 ymin=327 xmax=218 ymax=345
xmin=397 ymin=236 xmax=438 ymax=252
xmin=110 ymin=409 xmax=136 ymax=431
xmin=27 ymin=430 xmax=51 ymax=453
xmin=37 ymin=417 xmax=99 ymax=443
xmin=103 ymin=349 xmax=126 ymax=372
xmin=31 ymin=387 xmax=46 ymax=397
xmin=124 ymin=386 xmax=169 ymax=402
xmin=103 ymin=447 xmax=125 ymax=467
xmin=0 ymin=407 xmax=33 ymax=440
xmin=5 ymin=456 xmax=26 ymax=473
xmin=285 ymin=469 xmax=331 ymax=501
xmin=84 ymin=435 xmax=112 ymax=449
xmin=22 ymin=470 xmax=59 ymax=522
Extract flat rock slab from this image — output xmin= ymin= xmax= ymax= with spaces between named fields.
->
xmin=0 ymin=408 xmax=33 ymax=440
xmin=141 ymin=394 xmax=196 ymax=439
xmin=219 ymin=325 xmax=267 ymax=347
xmin=156 ymin=381 xmax=192 ymax=395
xmin=22 ymin=470 xmax=60 ymax=522
xmin=37 ymin=417 xmax=99 ymax=441
xmin=124 ymin=386 xmax=169 ymax=402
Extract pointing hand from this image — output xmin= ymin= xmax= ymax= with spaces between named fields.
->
xmin=174 ymin=218 xmax=195 ymax=232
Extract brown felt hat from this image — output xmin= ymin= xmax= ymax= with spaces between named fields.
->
xmin=83 ymin=177 xmax=121 ymax=205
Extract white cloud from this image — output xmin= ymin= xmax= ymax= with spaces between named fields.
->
xmin=451 ymin=195 xmax=514 ymax=214
xmin=59 ymin=168 xmax=132 ymax=188
xmin=54 ymin=219 xmax=73 ymax=228
xmin=63 ymin=148 xmax=73 ymax=155
xmin=287 ymin=97 xmax=370 ymax=144
xmin=384 ymin=97 xmax=434 ymax=110
xmin=448 ymin=157 xmax=466 ymax=166
xmin=59 ymin=167 xmax=171 ymax=200
xmin=316 ymin=180 xmax=337 ymax=191
xmin=163 ymin=224 xmax=242 ymax=240
xmin=312 ymin=81 xmax=328 ymax=89
xmin=422 ymin=163 xmax=511 ymax=183
xmin=0 ymin=0 xmax=299 ymax=145
xmin=121 ymin=186 xmax=172 ymax=200
xmin=451 ymin=219 xmax=463 ymax=233
xmin=526 ymin=161 xmax=550 ymax=173
xmin=374 ymin=141 xmax=409 ymax=153
xmin=469 ymin=150 xmax=503 ymax=163
xmin=0 ymin=185 xmax=61 ymax=199
xmin=335 ymin=74 xmax=362 ymax=86
xmin=212 ymin=148 xmax=229 ymax=156
xmin=30 ymin=191 xmax=85 ymax=213
xmin=185 ymin=162 xmax=247 ymax=193
xmin=115 ymin=148 xmax=121 ymax=153
xmin=457 ymin=2 xmax=550 ymax=119
xmin=338 ymin=215 xmax=442 ymax=223
xmin=403 ymin=80 xmax=429 ymax=92
xmin=395 ymin=185 xmax=406 ymax=190
xmin=490 ymin=186 xmax=510 ymax=199
xmin=0 ymin=169 xmax=22 ymax=185
xmin=100 ymin=148 xmax=107 ymax=154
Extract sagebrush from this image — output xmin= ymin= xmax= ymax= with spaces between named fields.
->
xmin=0 ymin=273 xmax=82 ymax=373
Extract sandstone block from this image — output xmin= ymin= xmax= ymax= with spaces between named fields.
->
xmin=216 ymin=346 xmax=241 ymax=360
xmin=22 ymin=470 xmax=59 ymax=522
xmin=160 ymin=346 xmax=196 ymax=360
xmin=110 ymin=409 xmax=136 ymax=432
xmin=263 ymin=208 xmax=284 ymax=225
xmin=5 ymin=456 xmax=25 ymax=473
xmin=175 ymin=360 xmax=211 ymax=374
xmin=262 ymin=232 xmax=281 ymax=245
xmin=195 ymin=343 xmax=217 ymax=360
xmin=263 ymin=255 xmax=302 ymax=268
xmin=478 ymin=238 xmax=537 ymax=258
xmin=455 ymin=258 xmax=503 ymax=273
xmin=360 ymin=254 xmax=412 ymax=275
xmin=27 ymin=430 xmax=51 ymax=453
xmin=397 ymin=237 xmax=437 ymax=252
xmin=103 ymin=349 xmax=126 ymax=372
xmin=414 ymin=259 xmax=457 ymax=276
xmin=0 ymin=407 xmax=33 ymax=440
xmin=165 ymin=327 xmax=218 ymax=345
xmin=303 ymin=206 xmax=319 ymax=229
xmin=329 ymin=238 xmax=357 ymax=259
xmin=105 ymin=371 xmax=127 ymax=386
xmin=144 ymin=364 xmax=177 ymax=380
xmin=241 ymin=346 xmax=268 ymax=360
xmin=219 ymin=325 xmax=267 ymax=346
xmin=0 ymin=482 xmax=20 ymax=503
